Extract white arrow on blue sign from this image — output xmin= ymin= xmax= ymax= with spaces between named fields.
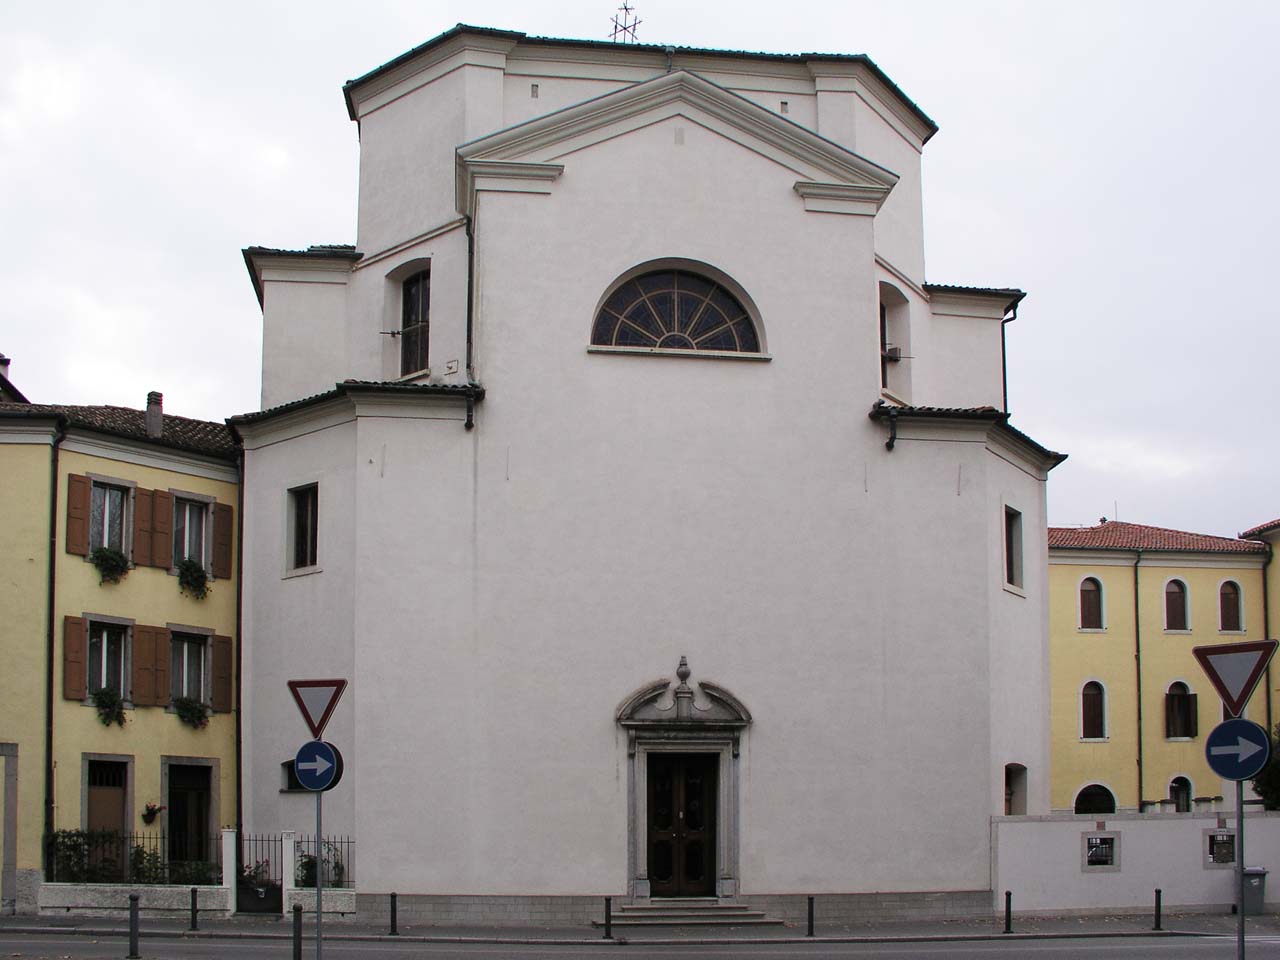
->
xmin=294 ymin=740 xmax=340 ymax=791
xmin=1205 ymin=718 xmax=1272 ymax=782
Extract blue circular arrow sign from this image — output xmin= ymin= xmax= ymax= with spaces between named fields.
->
xmin=1205 ymin=718 xmax=1272 ymax=781
xmin=294 ymin=740 xmax=340 ymax=791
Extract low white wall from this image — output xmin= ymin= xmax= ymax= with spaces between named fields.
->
xmin=39 ymin=883 xmax=232 ymax=917
xmin=286 ymin=888 xmax=356 ymax=917
xmin=994 ymin=811 xmax=1280 ymax=913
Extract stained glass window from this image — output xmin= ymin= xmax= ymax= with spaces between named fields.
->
xmin=592 ymin=270 xmax=759 ymax=353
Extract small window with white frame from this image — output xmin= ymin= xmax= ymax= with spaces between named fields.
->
xmin=170 ymin=632 xmax=208 ymax=703
xmin=88 ymin=620 xmax=128 ymax=696
xmin=287 ymin=484 xmax=319 ymax=571
xmin=1082 ymin=832 xmax=1120 ymax=872
xmin=1004 ymin=506 xmax=1024 ymax=589
xmin=173 ymin=498 xmax=209 ymax=569
xmin=1219 ymin=581 xmax=1243 ymax=632
xmin=90 ymin=480 xmax=131 ymax=554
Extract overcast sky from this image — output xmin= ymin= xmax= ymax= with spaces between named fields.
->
xmin=3 ymin=1 xmax=1276 ymax=537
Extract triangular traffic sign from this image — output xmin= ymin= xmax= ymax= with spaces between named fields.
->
xmin=287 ymin=679 xmax=348 ymax=739
xmin=1192 ymin=640 xmax=1277 ymax=718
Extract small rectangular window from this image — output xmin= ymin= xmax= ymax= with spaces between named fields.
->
xmin=1210 ymin=832 xmax=1236 ymax=865
xmin=1082 ymin=832 xmax=1119 ymax=872
xmin=530 ymin=82 xmax=539 ymax=98
xmin=289 ymin=484 xmax=319 ymax=570
xmin=401 ymin=268 xmax=430 ymax=375
xmin=173 ymin=499 xmax=208 ymax=568
xmin=170 ymin=632 xmax=207 ymax=702
xmin=88 ymin=621 xmax=127 ymax=695
xmin=1004 ymin=506 xmax=1023 ymax=588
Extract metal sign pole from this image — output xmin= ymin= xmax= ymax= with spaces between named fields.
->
xmin=1237 ymin=778 xmax=1244 ymax=960
xmin=316 ymin=786 xmax=323 ymax=960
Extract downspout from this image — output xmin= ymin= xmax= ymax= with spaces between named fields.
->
xmin=1000 ymin=304 xmax=1017 ymax=414
xmin=233 ymin=447 xmax=245 ymax=839
xmin=43 ymin=420 xmax=65 ymax=850
xmin=1133 ymin=550 xmax=1144 ymax=810
xmin=1263 ymin=542 xmax=1273 ymax=734
xmin=464 ymin=213 xmax=477 ymax=430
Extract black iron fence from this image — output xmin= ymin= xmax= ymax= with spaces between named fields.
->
xmin=295 ymin=834 xmax=354 ymax=889
xmin=45 ymin=830 xmax=221 ymax=885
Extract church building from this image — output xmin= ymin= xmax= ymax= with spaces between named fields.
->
xmin=233 ymin=25 xmax=1064 ymax=923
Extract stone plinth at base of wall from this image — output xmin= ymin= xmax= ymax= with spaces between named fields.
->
xmin=352 ymin=890 xmax=993 ymax=927
xmin=286 ymin=888 xmax=356 ymax=916
xmin=38 ymin=883 xmax=232 ymax=917
xmin=7 ymin=869 xmax=42 ymax=915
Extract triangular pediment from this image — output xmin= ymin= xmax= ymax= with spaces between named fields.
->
xmin=456 ymin=70 xmax=898 ymax=215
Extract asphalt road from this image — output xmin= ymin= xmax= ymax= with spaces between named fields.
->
xmin=6 ymin=934 xmax=1280 ymax=960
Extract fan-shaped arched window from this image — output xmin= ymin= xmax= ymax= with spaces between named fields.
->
xmin=592 ymin=270 xmax=760 ymax=353
xmin=1074 ymin=784 xmax=1116 ymax=815
xmin=1080 ymin=577 xmax=1103 ymax=629
xmin=1220 ymin=581 xmax=1242 ymax=632
xmin=1165 ymin=579 xmax=1188 ymax=631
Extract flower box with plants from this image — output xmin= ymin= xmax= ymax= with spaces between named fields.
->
xmin=91 ymin=687 xmax=126 ymax=727
xmin=90 ymin=547 xmax=130 ymax=585
xmin=141 ymin=802 xmax=164 ymax=826
xmin=171 ymin=695 xmax=209 ymax=729
xmin=176 ymin=558 xmax=209 ymax=600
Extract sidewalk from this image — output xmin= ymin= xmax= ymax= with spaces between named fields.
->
xmin=4 ymin=910 xmax=1280 ymax=944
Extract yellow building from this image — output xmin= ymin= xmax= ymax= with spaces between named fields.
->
xmin=1048 ymin=520 xmax=1271 ymax=815
xmin=0 ymin=391 xmax=239 ymax=913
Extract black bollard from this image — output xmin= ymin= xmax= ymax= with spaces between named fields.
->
xmin=389 ymin=892 xmax=398 ymax=936
xmin=127 ymin=894 xmax=141 ymax=959
xmin=1003 ymin=890 xmax=1012 ymax=934
xmin=292 ymin=903 xmax=303 ymax=960
xmin=603 ymin=896 xmax=613 ymax=940
xmin=189 ymin=886 xmax=199 ymax=931
xmin=1153 ymin=888 xmax=1162 ymax=931
xmin=807 ymin=895 xmax=815 ymax=937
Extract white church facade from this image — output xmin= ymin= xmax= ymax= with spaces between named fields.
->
xmin=233 ymin=25 xmax=1064 ymax=923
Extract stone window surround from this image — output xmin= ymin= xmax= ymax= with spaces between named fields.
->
xmin=158 ymin=755 xmax=221 ymax=843
xmin=80 ymin=752 xmax=135 ymax=831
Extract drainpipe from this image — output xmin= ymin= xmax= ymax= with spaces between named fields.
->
xmin=464 ymin=214 xmax=476 ymax=383
xmin=1000 ymin=304 xmax=1017 ymax=414
xmin=233 ymin=448 xmax=245 ymax=839
xmin=1263 ymin=542 xmax=1273 ymax=733
xmin=43 ymin=420 xmax=66 ymax=848
xmin=1133 ymin=550 xmax=1144 ymax=810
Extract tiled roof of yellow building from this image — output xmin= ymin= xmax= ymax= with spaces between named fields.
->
xmin=1048 ymin=520 xmax=1267 ymax=554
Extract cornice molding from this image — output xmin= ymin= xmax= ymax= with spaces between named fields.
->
xmin=793 ymin=180 xmax=888 ymax=216
xmin=60 ymin=433 xmax=239 ymax=484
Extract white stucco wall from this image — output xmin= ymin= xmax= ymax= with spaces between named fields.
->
xmin=994 ymin=812 xmax=1280 ymax=912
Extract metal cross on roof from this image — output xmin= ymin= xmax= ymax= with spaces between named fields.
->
xmin=610 ymin=2 xmax=641 ymax=43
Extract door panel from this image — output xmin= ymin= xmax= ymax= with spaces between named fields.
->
xmin=647 ymin=754 xmax=717 ymax=897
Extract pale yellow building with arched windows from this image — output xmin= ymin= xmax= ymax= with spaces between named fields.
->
xmin=1049 ymin=520 xmax=1270 ymax=814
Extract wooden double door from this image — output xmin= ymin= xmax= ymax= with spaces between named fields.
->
xmin=647 ymin=753 xmax=717 ymax=897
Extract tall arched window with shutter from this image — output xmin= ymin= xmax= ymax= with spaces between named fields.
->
xmin=1165 ymin=579 xmax=1188 ymax=631
xmin=401 ymin=268 xmax=430 ymax=375
xmin=1081 ymin=681 xmax=1106 ymax=739
xmin=1220 ymin=581 xmax=1242 ymax=632
xmin=1165 ymin=681 xmax=1197 ymax=738
xmin=1080 ymin=577 xmax=1103 ymax=629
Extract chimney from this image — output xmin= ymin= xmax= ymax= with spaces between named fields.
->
xmin=0 ymin=354 xmax=9 ymax=380
xmin=145 ymin=391 xmax=163 ymax=438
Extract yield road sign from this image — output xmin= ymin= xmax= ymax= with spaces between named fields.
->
xmin=1205 ymin=718 xmax=1271 ymax=781
xmin=1192 ymin=640 xmax=1277 ymax=718
xmin=294 ymin=740 xmax=341 ymax=791
xmin=288 ymin=679 xmax=348 ymax=739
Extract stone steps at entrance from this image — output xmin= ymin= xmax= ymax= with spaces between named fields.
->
xmin=592 ymin=899 xmax=785 ymax=927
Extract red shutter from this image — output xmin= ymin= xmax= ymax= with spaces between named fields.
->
xmin=63 ymin=616 xmax=87 ymax=700
xmin=66 ymin=475 xmax=90 ymax=556
xmin=132 ymin=488 xmax=154 ymax=567
xmin=152 ymin=490 xmax=173 ymax=568
xmin=211 ymin=635 xmax=232 ymax=713
xmin=132 ymin=625 xmax=156 ymax=707
xmin=212 ymin=503 xmax=233 ymax=580
xmin=153 ymin=628 xmax=171 ymax=707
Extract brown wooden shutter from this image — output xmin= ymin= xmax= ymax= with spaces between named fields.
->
xmin=211 ymin=635 xmax=232 ymax=713
xmin=63 ymin=616 xmax=87 ymax=700
xmin=1188 ymin=693 xmax=1198 ymax=737
xmin=212 ymin=503 xmax=233 ymax=580
xmin=132 ymin=488 xmax=154 ymax=567
xmin=132 ymin=625 xmax=156 ymax=707
xmin=66 ymin=475 xmax=91 ymax=556
xmin=152 ymin=490 xmax=174 ymax=568
xmin=153 ymin=628 xmax=171 ymax=707
xmin=1164 ymin=694 xmax=1175 ymax=738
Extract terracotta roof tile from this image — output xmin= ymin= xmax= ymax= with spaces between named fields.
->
xmin=1241 ymin=518 xmax=1280 ymax=540
xmin=1048 ymin=520 xmax=1267 ymax=555
xmin=0 ymin=402 xmax=238 ymax=461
